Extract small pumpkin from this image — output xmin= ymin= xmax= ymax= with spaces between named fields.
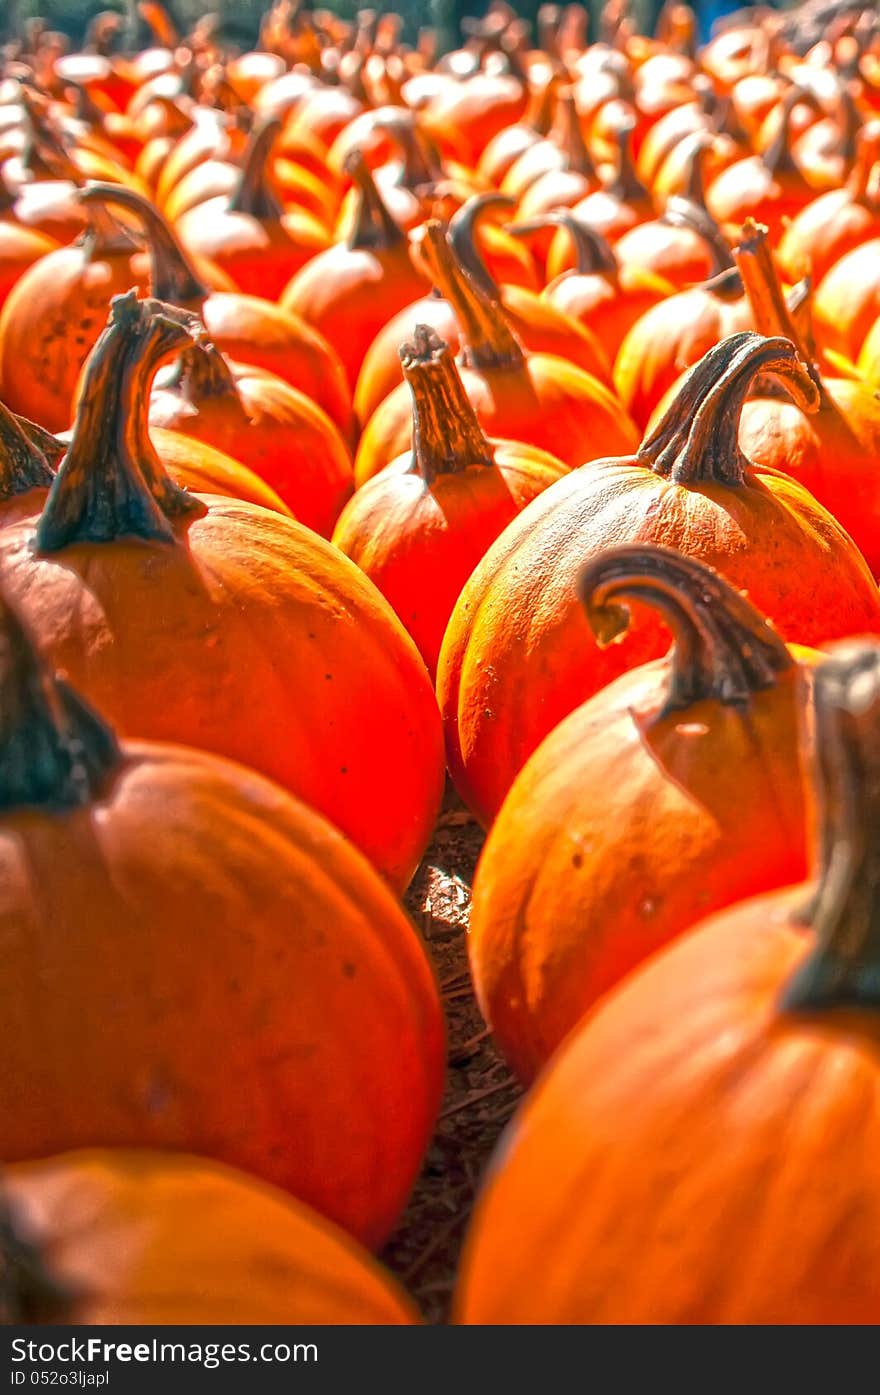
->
xmin=470 ymin=544 xmax=815 ymax=1083
xmin=0 ymin=594 xmax=443 ymax=1246
xmin=813 ymin=236 xmax=880 ymax=367
xmin=1 ymin=1150 xmax=419 ymax=1323
xmin=457 ymin=640 xmax=880 ymax=1324
xmin=174 ymin=115 xmax=332 ymax=299
xmin=777 ymin=119 xmax=880 ymax=283
xmin=334 ymin=328 xmax=566 ymax=678
xmin=437 ymin=333 xmax=880 ymax=825
xmin=706 ymin=85 xmax=819 ymax=240
xmin=149 ymin=342 xmax=353 ymax=536
xmin=280 ymin=149 xmax=427 ymax=392
xmin=0 ymin=291 xmax=444 ymax=892
xmin=354 ymin=220 xmax=638 ymax=483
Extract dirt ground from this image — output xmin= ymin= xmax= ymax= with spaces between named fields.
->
xmin=380 ymin=785 xmax=523 ymax=1324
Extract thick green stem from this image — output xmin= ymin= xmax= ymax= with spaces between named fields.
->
xmin=400 ymin=326 xmax=494 ymax=484
xmin=638 ymin=332 xmax=820 ymax=485
xmin=35 ymin=292 xmax=206 ymax=553
xmin=782 ymin=642 xmax=880 ymax=1013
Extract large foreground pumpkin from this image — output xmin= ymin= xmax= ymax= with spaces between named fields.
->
xmin=2 ymin=1151 xmax=418 ymax=1323
xmin=457 ymin=641 xmax=880 ymax=1323
xmin=0 ymin=292 xmax=444 ymax=891
xmin=438 ymin=332 xmax=880 ymax=824
xmin=470 ymin=545 xmax=815 ymax=1083
xmin=0 ymin=597 xmax=443 ymax=1247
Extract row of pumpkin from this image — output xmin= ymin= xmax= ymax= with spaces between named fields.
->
xmin=1 ymin=0 xmax=880 ymax=1323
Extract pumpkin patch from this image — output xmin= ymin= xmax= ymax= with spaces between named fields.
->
xmin=3 ymin=0 xmax=880 ymax=1333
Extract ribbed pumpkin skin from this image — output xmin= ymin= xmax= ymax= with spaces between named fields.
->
xmin=469 ymin=652 xmax=814 ymax=1083
xmin=456 ymin=900 xmax=880 ymax=1324
xmin=437 ymin=462 xmax=880 ymax=825
xmin=0 ymin=745 xmax=444 ymax=1248
xmin=6 ymin=1151 xmax=420 ymax=1324
xmin=0 ymin=501 xmax=444 ymax=892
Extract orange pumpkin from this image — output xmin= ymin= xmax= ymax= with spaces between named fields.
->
xmin=354 ymin=221 xmax=638 ymax=483
xmin=280 ymin=150 xmax=427 ymax=392
xmin=2 ymin=1150 xmax=420 ymax=1323
xmin=777 ymin=119 xmax=880 ymax=283
xmin=0 ymin=594 xmax=443 ymax=1246
xmin=437 ymin=333 xmax=880 ymax=825
xmin=149 ymin=343 xmax=353 ymax=536
xmin=457 ymin=640 xmax=880 ymax=1324
xmin=77 ymin=182 xmax=357 ymax=444
xmin=0 ymin=291 xmax=443 ymax=892
xmin=469 ymin=544 xmax=815 ymax=1083
xmin=733 ymin=219 xmax=880 ymax=576
xmin=813 ymin=236 xmax=880 ymax=366
xmin=334 ymin=328 xmax=566 ymax=678
xmin=707 ymin=85 xmax=819 ymax=240
xmin=174 ymin=115 xmax=332 ymax=299
xmin=0 ymin=184 xmax=60 ymax=310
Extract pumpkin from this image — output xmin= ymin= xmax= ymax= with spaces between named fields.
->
xmin=457 ymin=640 xmax=880 ymax=1324
xmin=813 ymin=236 xmax=880 ymax=367
xmin=613 ymin=260 xmax=751 ymax=429
xmin=354 ymin=221 xmax=638 ymax=484
xmin=777 ymin=119 xmax=880 ymax=283
xmin=512 ymin=211 xmax=673 ymax=358
xmin=706 ymin=85 xmax=819 ymax=240
xmin=0 ymin=183 xmax=60 ymax=310
xmin=173 ymin=115 xmax=332 ymax=299
xmin=476 ymin=71 xmax=559 ymax=186
xmin=76 ymin=182 xmax=356 ymax=444
xmin=546 ymin=119 xmax=653 ymax=254
xmin=469 ymin=543 xmax=815 ymax=1083
xmin=280 ymin=150 xmax=427 ymax=392
xmin=0 ymin=594 xmax=443 ymax=1246
xmin=611 ymin=163 xmax=738 ymax=288
xmin=733 ymin=218 xmax=880 ymax=576
xmin=437 ymin=332 xmax=880 ymax=825
xmin=1 ymin=1150 xmax=419 ymax=1323
xmin=149 ymin=342 xmax=353 ymax=536
xmin=333 ymin=327 xmax=566 ymax=678
xmin=0 ymin=291 xmax=444 ymax=892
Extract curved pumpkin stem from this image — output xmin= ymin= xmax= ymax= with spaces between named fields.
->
xmin=344 ymin=149 xmax=405 ymax=252
xmin=419 ymin=220 xmax=525 ymax=374
xmin=512 ymin=210 xmax=619 ymax=276
xmin=607 ymin=119 xmax=650 ymax=205
xmin=638 ymin=332 xmax=820 ymax=486
xmin=579 ymin=543 xmax=793 ymax=717
xmin=662 ymin=195 xmax=735 ymax=276
xmin=448 ymin=192 xmax=517 ymax=299
xmin=523 ymin=70 xmax=560 ymax=138
xmin=400 ymin=326 xmax=494 ymax=484
xmin=228 ymin=115 xmax=284 ymax=220
xmin=163 ymin=341 xmax=241 ymax=402
xmin=36 ymin=292 xmax=206 ymax=554
xmin=762 ymin=85 xmax=820 ymax=178
xmin=0 ymin=403 xmax=58 ymax=501
xmin=77 ymin=184 xmax=211 ymax=306
xmin=675 ymin=130 xmax=711 ymax=208
xmin=374 ymin=113 xmax=442 ymax=191
xmin=782 ymin=641 xmax=880 ymax=1013
xmin=551 ymin=89 xmax=597 ymax=179
xmin=0 ymin=590 xmax=120 ymax=815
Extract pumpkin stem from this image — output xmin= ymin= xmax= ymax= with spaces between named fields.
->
xmin=579 ymin=543 xmax=793 ymax=718
xmin=762 ymin=85 xmax=818 ymax=178
xmin=607 ymin=119 xmax=650 ymax=204
xmin=638 ymin=331 xmax=820 ymax=486
xmin=551 ymin=89 xmax=597 ymax=179
xmin=782 ymin=642 xmax=880 ymax=1014
xmin=847 ymin=119 xmax=880 ymax=205
xmin=164 ymin=341 xmax=240 ymax=402
xmin=419 ymin=220 xmax=525 ymax=374
xmin=677 ymin=131 xmax=710 ymax=208
xmin=0 ymin=402 xmax=57 ymax=501
xmin=400 ymin=326 xmax=494 ymax=484
xmin=512 ymin=211 xmax=619 ymax=276
xmin=344 ymin=149 xmax=405 ymax=252
xmin=661 ymin=195 xmax=735 ymax=275
xmin=374 ymin=113 xmax=442 ymax=191
xmin=80 ymin=198 xmax=140 ymax=258
xmin=228 ymin=115 xmax=284 ymax=220
xmin=448 ymin=192 xmax=517 ymax=299
xmin=77 ymin=184 xmax=211 ymax=306
xmin=0 ymin=591 xmax=120 ymax=815
xmin=35 ymin=292 xmax=207 ymax=554
xmin=523 ymin=70 xmax=559 ymax=138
